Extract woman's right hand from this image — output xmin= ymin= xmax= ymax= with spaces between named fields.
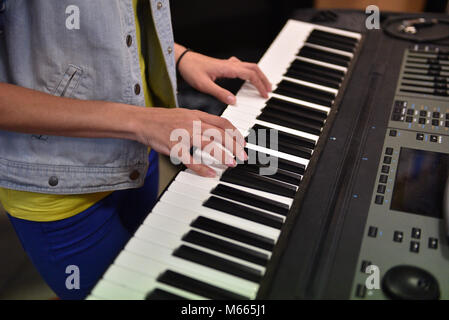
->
xmin=132 ymin=107 xmax=247 ymax=177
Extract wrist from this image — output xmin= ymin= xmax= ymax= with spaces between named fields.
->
xmin=174 ymin=43 xmax=187 ymax=62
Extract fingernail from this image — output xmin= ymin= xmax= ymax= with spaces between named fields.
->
xmin=227 ymin=95 xmax=236 ymax=105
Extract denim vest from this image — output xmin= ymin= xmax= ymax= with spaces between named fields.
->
xmin=0 ymin=0 xmax=177 ymax=194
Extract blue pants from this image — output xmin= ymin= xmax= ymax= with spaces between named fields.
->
xmin=7 ymin=151 xmax=159 ymax=300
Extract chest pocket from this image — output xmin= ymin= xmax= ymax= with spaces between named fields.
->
xmin=53 ymin=64 xmax=83 ymax=98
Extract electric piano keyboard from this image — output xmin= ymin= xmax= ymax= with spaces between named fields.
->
xmin=87 ymin=20 xmax=363 ymax=300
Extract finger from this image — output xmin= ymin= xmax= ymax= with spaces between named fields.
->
xmin=230 ymin=66 xmax=269 ymax=99
xmin=195 ymin=140 xmax=237 ymax=167
xmin=176 ymin=146 xmax=217 ymax=177
xmin=200 ymin=123 xmax=247 ymax=162
xmin=197 ymin=77 xmax=237 ymax=105
xmin=243 ymin=62 xmax=272 ymax=93
xmin=198 ymin=113 xmax=246 ymax=150
xmin=185 ymin=160 xmax=217 ymax=178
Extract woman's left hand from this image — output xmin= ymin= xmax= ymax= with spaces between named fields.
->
xmin=175 ymin=44 xmax=272 ymax=105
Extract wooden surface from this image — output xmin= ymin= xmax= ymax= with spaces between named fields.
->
xmin=315 ymin=0 xmax=426 ymax=12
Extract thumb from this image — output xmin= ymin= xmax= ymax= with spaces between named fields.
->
xmin=200 ymin=79 xmax=236 ymax=105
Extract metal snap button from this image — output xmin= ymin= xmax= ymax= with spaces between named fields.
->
xmin=157 ymin=2 xmax=163 ymax=9
xmin=48 ymin=176 xmax=59 ymax=187
xmin=134 ymin=83 xmax=141 ymax=95
xmin=126 ymin=34 xmax=132 ymax=47
xmin=129 ymin=170 xmax=140 ymax=180
xmin=167 ymin=46 xmax=172 ymax=54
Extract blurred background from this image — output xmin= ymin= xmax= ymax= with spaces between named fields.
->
xmin=1 ymin=0 xmax=448 ymax=300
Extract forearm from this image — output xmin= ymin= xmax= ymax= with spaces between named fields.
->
xmin=0 ymin=82 xmax=142 ymax=141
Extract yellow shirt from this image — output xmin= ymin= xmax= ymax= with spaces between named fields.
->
xmin=0 ymin=0 xmax=154 ymax=222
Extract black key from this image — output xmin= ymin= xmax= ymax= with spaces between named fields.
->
xmin=173 ymin=245 xmax=263 ymax=283
xmin=158 ymin=270 xmax=248 ymax=300
xmin=257 ymin=109 xmax=322 ymax=135
xmin=285 ymin=68 xmax=341 ymax=89
xmin=306 ymin=36 xmax=355 ymax=53
xmin=228 ymin=163 xmax=301 ymax=186
xmin=251 ymin=124 xmax=316 ymax=150
xmin=248 ymin=129 xmax=313 ymax=160
xmin=310 ymin=29 xmax=359 ymax=46
xmin=221 ymin=165 xmax=297 ymax=198
xmin=274 ymin=80 xmax=334 ymax=107
xmin=203 ymin=196 xmax=284 ymax=229
xmin=145 ymin=288 xmax=187 ymax=300
xmin=191 ymin=216 xmax=275 ymax=251
xmin=289 ymin=59 xmax=344 ymax=80
xmin=211 ymin=184 xmax=289 ymax=216
xmin=298 ymin=46 xmax=350 ymax=67
xmin=265 ymin=97 xmax=327 ymax=123
xmin=245 ymin=148 xmax=306 ymax=175
xmin=182 ymin=230 xmax=269 ymax=266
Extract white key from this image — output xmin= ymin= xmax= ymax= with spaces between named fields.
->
xmin=282 ymin=76 xmax=338 ymax=95
xmin=175 ymin=171 xmax=293 ymax=206
xmin=295 ymin=56 xmax=347 ymax=73
xmin=158 ymin=191 xmax=280 ymax=239
xmin=223 ymin=110 xmax=320 ymax=145
xmin=134 ymin=222 xmax=266 ymax=272
xmin=114 ymin=250 xmax=254 ymax=299
xmin=103 ymin=264 xmax=207 ymax=300
xmin=303 ymin=42 xmax=354 ymax=58
xmin=118 ymin=241 xmax=258 ymax=297
xmin=91 ymin=279 xmax=145 ymax=300
xmin=168 ymin=181 xmax=286 ymax=221
xmin=140 ymin=214 xmax=271 ymax=257
xmin=246 ymin=142 xmax=309 ymax=167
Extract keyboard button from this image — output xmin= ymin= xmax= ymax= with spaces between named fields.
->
xmin=410 ymin=241 xmax=420 ymax=253
xmin=393 ymin=231 xmax=403 ymax=243
xmin=385 ymin=147 xmax=393 ymax=155
xmin=411 ymin=228 xmax=421 ymax=239
xmin=375 ymin=195 xmax=384 ymax=205
xmin=377 ymin=184 xmax=386 ymax=194
xmin=368 ymin=226 xmax=378 ymax=237
xmin=379 ymin=175 xmax=388 ymax=184
xmin=416 ymin=133 xmax=424 ymax=140
xmin=428 ymin=238 xmax=438 ymax=249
